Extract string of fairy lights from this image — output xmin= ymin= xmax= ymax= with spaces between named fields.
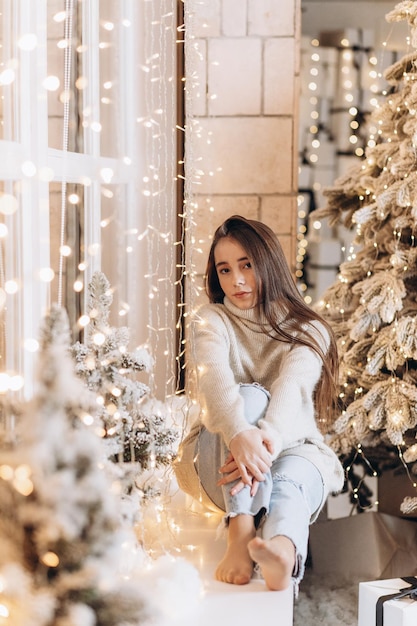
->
xmin=57 ymin=0 xmax=74 ymax=308
xmin=297 ymin=31 xmax=403 ymax=303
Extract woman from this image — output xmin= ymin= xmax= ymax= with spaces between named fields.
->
xmin=174 ymin=215 xmax=344 ymax=594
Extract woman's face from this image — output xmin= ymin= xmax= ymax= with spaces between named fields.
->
xmin=213 ymin=237 xmax=257 ymax=309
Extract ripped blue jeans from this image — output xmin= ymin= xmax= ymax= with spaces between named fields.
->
xmin=194 ymin=384 xmax=324 ymax=589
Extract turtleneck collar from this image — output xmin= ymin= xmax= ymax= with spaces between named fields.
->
xmin=222 ymin=296 xmax=288 ymax=327
xmin=223 ymin=296 xmax=262 ymax=321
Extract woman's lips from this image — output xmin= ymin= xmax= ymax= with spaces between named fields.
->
xmin=234 ymin=291 xmax=251 ymax=297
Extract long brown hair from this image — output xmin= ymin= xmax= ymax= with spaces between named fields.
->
xmin=205 ymin=215 xmax=339 ymax=433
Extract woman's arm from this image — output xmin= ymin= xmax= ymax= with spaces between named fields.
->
xmin=192 ymin=306 xmax=273 ymax=482
xmin=192 ymin=307 xmax=251 ymax=444
xmin=260 ymin=323 xmax=328 ymax=453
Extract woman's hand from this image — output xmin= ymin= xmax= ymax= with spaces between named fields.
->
xmin=217 ymin=428 xmax=274 ymax=495
xmin=218 ymin=455 xmax=260 ymax=496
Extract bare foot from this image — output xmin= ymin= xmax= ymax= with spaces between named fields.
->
xmin=248 ymin=535 xmax=295 ymax=591
xmin=215 ymin=514 xmax=256 ymax=585
xmin=215 ymin=539 xmax=254 ymax=584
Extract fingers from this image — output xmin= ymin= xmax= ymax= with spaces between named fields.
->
xmin=217 ymin=459 xmax=268 ymax=485
xmin=219 ymin=457 xmax=265 ymax=484
xmin=230 ymin=480 xmax=245 ymax=496
xmin=262 ymin=436 xmax=275 ymax=456
xmin=219 ymin=458 xmax=238 ymax=474
xmin=245 ymin=460 xmax=268 ymax=481
xmin=250 ymin=479 xmax=260 ymax=497
xmin=224 ymin=476 xmax=260 ymax=497
xmin=217 ymin=468 xmax=241 ymax=486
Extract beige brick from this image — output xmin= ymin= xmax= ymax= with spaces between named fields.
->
xmin=222 ymin=0 xmax=247 ymax=36
xmin=187 ymin=0 xmax=221 ymax=38
xmin=192 ymin=117 xmax=294 ymax=195
xmin=261 ymin=196 xmax=297 ymax=235
xmin=191 ymin=196 xmax=259 ymax=274
xmin=277 ymin=234 xmax=295 ymax=270
xmin=264 ymin=38 xmax=295 ymax=115
xmin=248 ymin=0 xmax=296 ymax=37
xmin=194 ymin=195 xmax=259 ymax=226
xmin=208 ymin=39 xmax=262 ymax=116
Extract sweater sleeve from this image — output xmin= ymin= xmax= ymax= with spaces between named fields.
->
xmin=259 ymin=320 xmax=328 ymax=456
xmin=192 ymin=306 xmax=257 ymax=446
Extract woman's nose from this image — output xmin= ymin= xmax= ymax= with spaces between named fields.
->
xmin=233 ymin=272 xmax=245 ymax=286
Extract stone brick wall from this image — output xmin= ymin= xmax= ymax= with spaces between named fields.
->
xmin=186 ymin=0 xmax=301 ymax=288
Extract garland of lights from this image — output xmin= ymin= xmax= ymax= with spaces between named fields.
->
xmin=297 ymin=33 xmax=395 ymax=303
xmin=57 ymin=0 xmax=74 ymax=308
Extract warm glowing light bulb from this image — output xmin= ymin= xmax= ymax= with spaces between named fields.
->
xmin=68 ymin=193 xmax=80 ymax=204
xmin=87 ymin=243 xmax=100 ymax=256
xmin=13 ymin=475 xmax=33 ymax=496
xmin=22 ymin=161 xmax=37 ymax=177
xmin=93 ymin=332 xmax=106 ymax=346
xmin=0 ymin=464 xmax=14 ymax=480
xmin=0 ymin=193 xmax=18 ymax=215
xmin=60 ymin=245 xmax=72 ymax=257
xmin=53 ymin=11 xmax=67 ymax=22
xmin=43 ymin=75 xmax=60 ymax=91
xmin=0 ymin=68 xmax=15 ymax=85
xmin=9 ymin=375 xmax=24 ymax=391
xmin=81 ymin=413 xmax=94 ymax=426
xmin=24 ymin=338 xmax=39 ymax=352
xmin=78 ymin=314 xmax=90 ymax=327
xmin=39 ymin=267 xmax=55 ymax=282
xmin=100 ymin=168 xmax=114 ymax=183
xmin=75 ymin=76 xmax=88 ymax=90
xmin=41 ymin=551 xmax=60 ymax=567
xmin=5 ymin=280 xmax=18 ymax=294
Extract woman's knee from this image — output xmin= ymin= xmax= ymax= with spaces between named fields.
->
xmin=271 ymin=456 xmax=324 ymax=519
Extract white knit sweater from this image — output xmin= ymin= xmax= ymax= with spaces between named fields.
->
xmin=191 ymin=297 xmax=344 ymax=495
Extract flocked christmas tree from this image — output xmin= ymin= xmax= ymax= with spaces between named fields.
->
xmin=0 ymin=305 xmax=153 ymax=626
xmin=314 ymin=1 xmax=417 ymax=514
xmin=71 ymin=271 xmax=178 ymax=506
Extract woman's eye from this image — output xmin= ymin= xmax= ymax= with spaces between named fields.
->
xmin=219 ymin=268 xmax=230 ymax=274
xmin=244 ymin=262 xmax=252 ymax=269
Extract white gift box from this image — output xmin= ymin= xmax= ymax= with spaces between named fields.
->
xmin=358 ymin=578 xmax=417 ymax=626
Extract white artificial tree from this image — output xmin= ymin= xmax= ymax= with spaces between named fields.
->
xmin=314 ymin=1 xmax=417 ymax=513
xmin=0 ymin=305 xmax=153 ymax=625
xmin=71 ymin=272 xmax=179 ymax=507
xmin=0 ymin=305 xmax=201 ymax=625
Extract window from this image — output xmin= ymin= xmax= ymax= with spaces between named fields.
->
xmin=0 ymin=0 xmax=179 ymax=399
